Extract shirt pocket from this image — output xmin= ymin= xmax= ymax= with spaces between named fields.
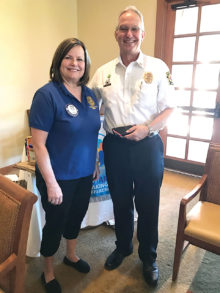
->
xmin=137 ymin=81 xmax=158 ymax=110
xmin=101 ymin=85 xmax=121 ymax=107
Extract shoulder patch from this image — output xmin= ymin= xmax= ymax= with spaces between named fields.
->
xmin=166 ymin=72 xmax=174 ymax=85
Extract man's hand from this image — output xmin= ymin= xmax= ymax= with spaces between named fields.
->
xmin=124 ymin=124 xmax=149 ymax=141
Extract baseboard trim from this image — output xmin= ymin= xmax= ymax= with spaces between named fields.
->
xmin=164 ymin=158 xmax=204 ymax=176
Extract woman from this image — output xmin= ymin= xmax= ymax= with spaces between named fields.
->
xmin=29 ymin=38 xmax=101 ymax=293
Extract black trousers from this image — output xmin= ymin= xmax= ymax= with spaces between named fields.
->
xmin=36 ymin=171 xmax=93 ymax=257
xmin=103 ymin=134 xmax=164 ymax=264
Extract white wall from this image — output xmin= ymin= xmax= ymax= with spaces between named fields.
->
xmin=0 ymin=0 xmax=77 ymax=167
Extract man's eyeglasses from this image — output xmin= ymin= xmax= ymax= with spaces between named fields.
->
xmin=117 ymin=26 xmax=141 ymax=33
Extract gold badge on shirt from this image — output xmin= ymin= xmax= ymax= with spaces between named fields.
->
xmin=87 ymin=96 xmax=97 ymax=109
xmin=144 ymin=72 xmax=153 ymax=84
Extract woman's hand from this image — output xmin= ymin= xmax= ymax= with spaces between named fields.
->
xmin=93 ymin=161 xmax=100 ymax=181
xmin=47 ymin=182 xmax=63 ymax=205
xmin=31 ymin=127 xmax=63 ymax=205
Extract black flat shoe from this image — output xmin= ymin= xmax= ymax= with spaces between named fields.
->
xmin=104 ymin=249 xmax=132 ymax=270
xmin=143 ymin=262 xmax=159 ymax=287
xmin=63 ymin=256 xmax=90 ymax=273
xmin=41 ymin=273 xmax=61 ymax=293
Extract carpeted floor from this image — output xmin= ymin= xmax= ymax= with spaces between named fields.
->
xmin=189 ymin=251 xmax=220 ymax=293
xmin=24 ymin=170 xmax=220 ymax=293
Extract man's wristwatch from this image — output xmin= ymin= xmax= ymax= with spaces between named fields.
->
xmin=146 ymin=124 xmax=154 ymax=137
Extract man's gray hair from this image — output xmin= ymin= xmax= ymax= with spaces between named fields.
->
xmin=117 ymin=6 xmax=145 ymax=30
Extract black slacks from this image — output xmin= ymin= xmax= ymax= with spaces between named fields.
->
xmin=103 ymin=133 xmax=164 ymax=264
xmin=36 ymin=171 xmax=93 ymax=257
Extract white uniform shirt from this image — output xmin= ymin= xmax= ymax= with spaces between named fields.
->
xmin=90 ymin=52 xmax=175 ymax=134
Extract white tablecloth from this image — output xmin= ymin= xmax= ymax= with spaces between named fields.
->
xmin=21 ymin=171 xmax=45 ymax=257
xmin=81 ymin=200 xmax=113 ymax=228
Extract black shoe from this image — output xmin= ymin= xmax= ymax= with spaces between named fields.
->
xmin=41 ymin=273 xmax=62 ymax=293
xmin=104 ymin=249 xmax=131 ymax=270
xmin=143 ymin=262 xmax=159 ymax=287
xmin=63 ymin=256 xmax=90 ymax=273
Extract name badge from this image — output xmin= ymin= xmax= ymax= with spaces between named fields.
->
xmin=65 ymin=104 xmax=78 ymax=117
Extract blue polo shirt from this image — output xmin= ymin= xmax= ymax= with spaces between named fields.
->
xmin=29 ymin=81 xmax=101 ymax=180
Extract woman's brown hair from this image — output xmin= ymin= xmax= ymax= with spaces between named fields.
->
xmin=49 ymin=38 xmax=91 ymax=86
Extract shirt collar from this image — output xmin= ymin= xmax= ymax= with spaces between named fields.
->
xmin=116 ymin=56 xmax=122 ymax=67
xmin=136 ymin=51 xmax=144 ymax=68
xmin=57 ymin=82 xmax=71 ymax=97
xmin=57 ymin=82 xmax=86 ymax=101
xmin=116 ymin=51 xmax=144 ymax=68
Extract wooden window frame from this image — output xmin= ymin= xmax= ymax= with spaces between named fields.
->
xmin=155 ymin=0 xmax=220 ymax=174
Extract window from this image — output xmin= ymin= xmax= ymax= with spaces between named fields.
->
xmin=155 ymin=0 xmax=220 ymax=174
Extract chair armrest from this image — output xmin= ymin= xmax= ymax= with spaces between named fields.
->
xmin=0 ymin=253 xmax=17 ymax=276
xmin=176 ymin=174 xmax=207 ymax=232
xmin=181 ymin=174 xmax=207 ymax=206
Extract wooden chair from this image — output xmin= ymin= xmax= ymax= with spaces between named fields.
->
xmin=172 ymin=143 xmax=220 ymax=281
xmin=0 ymin=175 xmax=37 ymax=293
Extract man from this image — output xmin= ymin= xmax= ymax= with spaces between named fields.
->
xmin=90 ymin=6 xmax=175 ymax=287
